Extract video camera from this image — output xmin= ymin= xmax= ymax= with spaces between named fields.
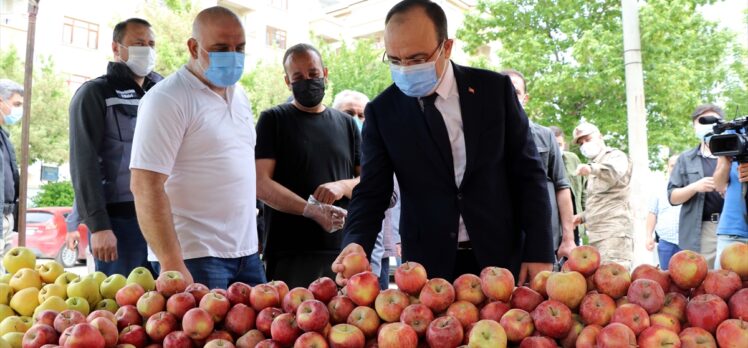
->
xmin=701 ymin=115 xmax=748 ymax=161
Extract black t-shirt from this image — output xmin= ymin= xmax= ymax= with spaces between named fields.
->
xmin=255 ymin=103 xmax=361 ymax=257
xmin=700 ymin=155 xmax=724 ymax=220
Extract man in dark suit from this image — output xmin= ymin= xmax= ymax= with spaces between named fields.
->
xmin=332 ymin=0 xmax=554 ymax=285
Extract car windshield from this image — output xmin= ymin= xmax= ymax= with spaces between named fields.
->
xmin=27 ymin=212 xmax=54 ymax=224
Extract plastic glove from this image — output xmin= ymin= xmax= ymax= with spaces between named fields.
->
xmin=302 ymin=195 xmax=347 ymax=232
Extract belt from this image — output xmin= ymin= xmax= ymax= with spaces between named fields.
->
xmin=703 ymin=213 xmax=720 ymax=223
xmin=457 ymin=241 xmax=472 ymax=250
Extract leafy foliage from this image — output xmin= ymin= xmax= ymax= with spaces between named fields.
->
xmin=32 ymin=181 xmax=74 ymax=207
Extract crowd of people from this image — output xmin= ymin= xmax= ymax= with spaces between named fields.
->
xmin=0 ymin=0 xmax=740 ymax=289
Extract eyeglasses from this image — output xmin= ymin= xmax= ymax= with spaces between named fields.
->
xmin=382 ymin=41 xmax=444 ymax=66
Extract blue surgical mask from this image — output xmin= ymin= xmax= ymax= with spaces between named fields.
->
xmin=390 ymin=61 xmax=440 ymax=97
xmin=199 ymin=48 xmax=244 ymax=87
xmin=354 ymin=117 xmax=363 ymax=131
xmin=1 ymin=100 xmax=21 ymax=126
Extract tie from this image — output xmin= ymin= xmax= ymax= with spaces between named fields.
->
xmin=421 ymin=94 xmax=454 ymax=177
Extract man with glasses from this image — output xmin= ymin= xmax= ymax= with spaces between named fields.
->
xmin=69 ymin=18 xmax=161 ymax=276
xmin=333 ymin=0 xmax=553 ymax=285
xmin=130 ymin=7 xmax=266 ymax=288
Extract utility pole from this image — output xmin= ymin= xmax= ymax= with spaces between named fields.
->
xmin=622 ymin=0 xmax=650 ymax=266
xmin=18 ymin=0 xmax=41 ymax=247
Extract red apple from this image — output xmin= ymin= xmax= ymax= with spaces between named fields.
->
xmin=579 ymin=292 xmax=616 ymax=326
xmin=155 ymin=271 xmax=188 ymax=298
xmin=346 ymin=272 xmax=380 ymax=307
xmin=418 ymin=278 xmax=455 ymax=313
xmin=115 ymin=305 xmax=142 ymax=331
xmin=270 ymin=313 xmax=301 ymax=347
xmin=452 ymin=274 xmax=485 ymax=306
xmin=729 ymin=288 xmax=748 ymax=320
xmin=559 ymin=318 xmax=584 ymax=348
xmin=374 ymin=289 xmax=410 ymax=323
xmin=235 ymin=329 xmax=264 ymax=348
xmin=546 ymin=271 xmax=587 ymax=309
xmin=36 ymin=310 xmax=59 ymax=327
xmin=225 ymin=303 xmax=256 ymax=337
xmin=182 ymin=308 xmax=214 ymax=340
xmin=679 ymin=326 xmax=716 ymax=347
xmin=203 ymin=339 xmax=234 ymax=348
xmin=282 ymin=287 xmax=315 ymax=314
xmin=118 ymin=324 xmax=148 ymax=347
xmin=612 ymin=303 xmax=651 ymax=336
xmin=58 ymin=326 xmax=73 ymax=346
xmin=627 ymin=279 xmax=666 ymax=314
xmin=226 ymin=282 xmax=252 ymax=306
xmin=632 ymin=264 xmax=671 ymax=294
xmin=576 ymin=324 xmax=603 ymax=348
xmin=509 ymin=286 xmax=544 ymax=313
xmin=89 ymin=317 xmax=118 ymax=348
xmin=116 ymin=283 xmax=146 ymax=307
xmin=308 ymin=277 xmax=337 ymax=304
xmin=144 ymin=311 xmax=177 ymax=343
xmin=206 ymin=330 xmax=233 ymax=343
xmin=185 ymin=283 xmax=210 ymax=304
xmin=660 ymin=292 xmax=688 ymax=323
xmin=199 ymin=292 xmax=231 ymax=322
xmin=64 ymin=323 xmax=106 ymax=348
xmin=669 ymin=250 xmax=708 ymax=290
xmin=166 ymin=292 xmax=196 ymax=320
xmin=499 ymin=308 xmax=534 ymax=342
xmin=87 ymin=310 xmax=117 ymax=325
xmin=250 ymin=285 xmax=280 ymax=312
xmin=394 ymin=262 xmax=428 ymax=296
xmin=163 ymin=331 xmax=193 ymax=348
xmin=529 ymin=271 xmax=551 ymax=298
xmin=594 ymin=262 xmax=631 ymax=299
xmin=597 ymin=322 xmax=637 ymax=348
xmin=425 ymin=316 xmax=463 ymax=348
xmin=399 ymin=304 xmax=434 ymax=337
xmin=480 ymin=267 xmax=514 ymax=302
xmin=256 ymin=307 xmax=283 ymax=337
xmin=479 ymin=301 xmax=511 ymax=322
xmin=254 ymin=339 xmax=282 ymax=348
xmin=566 ymin=245 xmax=601 ymax=277
xmin=377 ymin=322 xmax=418 ymax=348
xmin=347 ymin=306 xmax=380 ymax=338
xmin=446 ymin=300 xmax=479 ymax=329
xmin=720 ymin=242 xmax=748 ymax=279
xmin=531 ymin=300 xmax=573 ymax=339
xmin=649 ymin=313 xmax=681 ymax=334
xmin=23 ymin=324 xmax=58 ymax=348
xmin=703 ymin=269 xmax=742 ymax=301
xmin=716 ymin=319 xmax=748 ymax=347
xmin=54 ymin=310 xmax=86 ymax=334
xmin=328 ymin=324 xmax=365 ymax=348
xmin=341 ymin=252 xmax=370 ymax=279
xmin=268 ymin=281 xmax=289 ymax=303
xmin=292 ymin=331 xmax=327 ymax=348
xmin=519 ymin=336 xmax=556 ymax=348
xmin=686 ymin=294 xmax=729 ymax=334
xmin=296 ymin=300 xmax=329 ymax=333
xmin=137 ymin=291 xmax=167 ymax=319
xmin=467 ymin=319 xmax=507 ymax=348
xmin=637 ymin=325 xmax=681 ymax=347
xmin=327 ymin=296 xmax=355 ymax=325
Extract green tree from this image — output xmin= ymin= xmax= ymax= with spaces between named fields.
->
xmin=459 ymin=0 xmax=734 ymax=166
xmin=32 ymin=181 xmax=74 ymax=207
xmin=317 ymin=38 xmax=392 ymax=101
xmin=144 ymin=0 xmax=199 ymax=76
xmin=240 ymin=63 xmax=290 ymax=117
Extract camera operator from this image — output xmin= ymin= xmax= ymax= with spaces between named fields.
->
xmin=713 ymin=131 xmax=748 ymax=269
xmin=668 ymin=104 xmax=725 ymax=269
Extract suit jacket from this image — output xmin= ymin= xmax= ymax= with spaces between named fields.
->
xmin=342 ymin=63 xmax=554 ymax=279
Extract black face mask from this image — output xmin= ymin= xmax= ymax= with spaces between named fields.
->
xmin=291 ymin=78 xmax=326 ymax=108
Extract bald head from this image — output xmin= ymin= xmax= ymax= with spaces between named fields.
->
xmin=192 ymin=6 xmax=243 ymax=41
xmin=187 ymin=6 xmax=246 ymax=90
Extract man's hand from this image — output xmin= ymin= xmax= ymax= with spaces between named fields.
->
xmin=646 ymin=236 xmax=655 ymax=252
xmin=314 ymin=182 xmax=347 ymax=205
xmin=395 ymin=243 xmax=402 ymax=258
xmin=739 ymin=163 xmax=748 ymax=183
xmin=556 ymin=239 xmax=575 ymax=260
xmin=575 ymin=164 xmax=591 ymax=176
xmin=65 ymin=231 xmax=80 ymax=250
xmin=691 ymin=177 xmax=716 ymax=192
xmin=517 ymin=262 xmax=553 ymax=286
xmin=331 ymin=243 xmax=370 ymax=286
xmin=91 ymin=230 xmax=118 ymax=262
xmin=572 ymin=214 xmax=584 ymax=227
xmin=303 ymin=197 xmax=347 ymax=232
xmin=160 ymin=261 xmax=194 ymax=284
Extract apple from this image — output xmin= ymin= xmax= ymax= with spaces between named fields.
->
xmin=627 ymin=279 xmax=665 ymax=314
xmin=649 ymin=313 xmax=681 ymax=334
xmin=53 ymin=310 xmax=85 ymax=334
xmin=376 ymin=322 xmax=417 ymax=348
xmin=98 ymin=275 xmax=127 ymax=301
xmin=327 ymin=296 xmax=355 ymax=325
xmin=155 ymin=271 xmax=187 ymax=298
xmin=566 ymin=245 xmax=601 ymax=277
xmin=579 ymin=292 xmax=616 ymax=326
xmin=0 ymin=316 xmax=27 ymax=337
xmin=206 ymin=330 xmax=233 ymax=343
xmin=328 ymin=324 xmax=364 ymax=348
xmin=296 ymin=300 xmax=328 ymax=333
xmin=114 ymin=305 xmax=141 ymax=331
xmin=425 ymin=316 xmax=463 ymax=348
xmin=546 ymin=271 xmax=587 ymax=309
xmin=145 ymin=311 xmax=177 ymax=342
xmin=249 ymin=285 xmax=280 ymax=312
xmin=267 ymin=281 xmax=289 ymax=304
xmin=452 ymin=274 xmax=485 ymax=306
xmin=236 ymin=329 xmax=264 ymax=348
xmin=480 ymin=267 xmax=514 ymax=302
xmin=509 ymin=286 xmax=543 ymax=313
xmin=612 ymin=303 xmax=651 ymax=336
xmin=308 ymin=278 xmax=337 ymax=305
xmin=127 ymin=267 xmax=156 ymax=292
xmin=35 ymin=310 xmax=59 ymax=327
xmin=686 ymin=294 xmax=729 ymax=334
xmin=165 ymin=292 xmax=196 ymax=321
xmin=594 ymin=262 xmax=631 ymax=299
xmin=346 ymin=272 xmax=381 ymax=307
xmin=222 ymin=303 xmax=256 ymax=337
xmin=518 ymin=336 xmax=556 ymax=348
xmin=37 ymin=284 xmax=62 ymax=305
xmin=87 ymin=310 xmax=116 ymax=325
xmin=254 ymin=339 xmax=282 ymax=348
xmin=226 ymin=282 xmax=252 ymax=307
xmin=729 ymin=288 xmax=748 ymax=320
xmin=529 ymin=271 xmax=551 ymax=298
xmin=597 ymin=322 xmax=637 ymax=348
xmin=720 ymin=242 xmax=748 ymax=278
xmin=638 ymin=325 xmax=681 ymax=347
xmin=89 ymin=317 xmax=118 ymax=348
xmin=560 ymin=318 xmax=584 ymax=348
xmin=203 ymin=339 xmax=234 ymax=348
xmin=3 ymin=247 xmax=36 ymax=274
xmin=575 ymin=324 xmax=603 ymax=348
xmin=479 ymin=301 xmax=511 ymax=322
xmin=531 ymin=300 xmax=573 ymax=339
xmin=715 ymin=319 xmax=748 ymax=348
xmin=199 ymin=292 xmax=230 ymax=322
xmin=373 ymin=289 xmax=409 ymax=323
xmin=95 ymin=299 xmax=119 ymax=314
xmin=347 ymin=306 xmax=380 ymax=338
xmin=64 ymin=277 xmax=100 ymax=309
xmin=64 ymin=323 xmax=105 ymax=348
xmin=499 ymin=308 xmax=534 ymax=342
xmin=270 ymin=313 xmax=301 ymax=347
xmin=282 ymin=288 xmax=314 ymax=314
xmin=182 ymin=308 xmax=214 ymax=340
xmin=668 ymin=250 xmax=708 ymax=290
xmin=703 ymin=269 xmax=742 ymax=301
xmin=22 ymin=324 xmax=58 ymax=348
xmin=418 ymin=278 xmax=455 ymax=313
xmin=256 ymin=307 xmax=283 ymax=337
xmin=63 ymin=296 xmax=89 ymax=316
xmin=292 ymin=331 xmax=327 ymax=348
xmin=632 ymin=264 xmax=671 ymax=293
xmin=660 ymin=292 xmax=688 ymax=323
xmin=115 ymin=284 xmax=145 ymax=308
xmin=445 ymin=301 xmax=479 ymax=329
xmin=117 ymin=324 xmax=148 ymax=347
xmin=185 ymin=283 xmax=209 ymax=304
xmin=679 ymin=326 xmax=717 ymax=347
xmin=341 ymin=252 xmax=370 ymax=279
xmin=136 ymin=291 xmax=166 ymax=320
xmin=466 ymin=319 xmax=507 ymax=348
xmin=163 ymin=331 xmax=193 ymax=348
xmin=399 ymin=304 xmax=433 ymax=337
xmin=394 ymin=262 xmax=428 ymax=296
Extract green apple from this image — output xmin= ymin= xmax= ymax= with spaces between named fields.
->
xmin=66 ymin=277 xmax=101 ymax=308
xmin=54 ymin=272 xmax=80 ymax=289
xmin=0 ymin=285 xmax=12 ymax=306
xmin=0 ymin=306 xmax=13 ymax=323
xmin=0 ymin=275 xmax=10 ymax=285
xmin=127 ymin=267 xmax=155 ymax=292
xmin=100 ymin=274 xmax=127 ymax=300
xmin=0 ymin=316 xmax=25 ymax=336
xmin=38 ymin=284 xmax=66 ymax=303
xmin=86 ymin=271 xmax=107 ymax=288
xmin=2 ymin=247 xmax=35 ymax=275
xmin=1 ymin=332 xmax=21 ymax=348
xmin=94 ymin=299 xmax=119 ymax=313
xmin=65 ymin=296 xmax=90 ymax=316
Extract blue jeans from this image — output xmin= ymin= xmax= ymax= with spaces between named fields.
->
xmin=151 ymin=253 xmax=267 ymax=289
xmin=90 ymin=215 xmax=152 ymax=276
xmin=656 ymin=239 xmax=681 ymax=271
xmin=716 ymin=234 xmax=748 ymax=269
xmin=379 ymin=258 xmax=389 ymax=290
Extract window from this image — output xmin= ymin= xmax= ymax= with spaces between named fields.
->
xmin=266 ymin=26 xmax=287 ymax=49
xmin=268 ymin=0 xmax=288 ymax=10
xmin=62 ymin=17 xmax=99 ymax=49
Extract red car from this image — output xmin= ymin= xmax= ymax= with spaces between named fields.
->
xmin=9 ymin=207 xmax=89 ymax=268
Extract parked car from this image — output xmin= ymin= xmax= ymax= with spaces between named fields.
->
xmin=9 ymin=207 xmax=89 ymax=268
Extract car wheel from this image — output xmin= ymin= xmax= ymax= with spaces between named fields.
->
xmin=55 ymin=244 xmax=78 ymax=268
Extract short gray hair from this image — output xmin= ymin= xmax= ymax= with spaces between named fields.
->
xmin=0 ymin=79 xmax=23 ymax=100
xmin=332 ymin=90 xmax=369 ymax=110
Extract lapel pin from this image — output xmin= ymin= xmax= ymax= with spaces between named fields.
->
xmin=468 ymin=87 xmax=475 ymax=94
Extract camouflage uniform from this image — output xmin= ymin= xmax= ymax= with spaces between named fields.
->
xmin=581 ymin=147 xmax=634 ymax=270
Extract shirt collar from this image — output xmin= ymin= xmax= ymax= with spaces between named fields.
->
xmin=434 ymin=61 xmax=457 ymax=100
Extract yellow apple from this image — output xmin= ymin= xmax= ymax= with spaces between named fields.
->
xmin=95 ymin=299 xmax=119 ymax=313
xmin=65 ymin=296 xmax=90 ymax=316
xmin=1 ymin=332 xmax=21 ymax=348
xmin=0 ymin=316 xmax=26 ymax=336
xmin=38 ymin=283 xmax=66 ymax=303
xmin=35 ymin=261 xmax=63 ymax=284
xmin=0 ymin=275 xmax=10 ymax=285
xmin=54 ymin=272 xmax=80 ymax=289
xmin=66 ymin=277 xmax=101 ymax=308
xmin=127 ymin=267 xmax=155 ymax=291
xmin=17 ymin=317 xmax=31 ymax=329
xmin=0 ymin=307 xmax=12 ymax=324
xmin=8 ymin=268 xmax=41 ymax=292
xmin=0 ymin=285 xmax=12 ymax=306
xmin=34 ymin=296 xmax=67 ymax=315
xmin=100 ymin=274 xmax=127 ymax=300
xmin=0 ymin=336 xmax=9 ymax=348
xmin=86 ymin=272 xmax=107 ymax=287
xmin=9 ymin=288 xmax=38 ymax=317
xmin=1 ymin=248 xmax=35 ymax=275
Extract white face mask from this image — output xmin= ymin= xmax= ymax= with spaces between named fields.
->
xmin=122 ymin=46 xmax=156 ymax=77
xmin=694 ymin=124 xmax=713 ymax=142
xmin=580 ymin=141 xmax=603 ymax=159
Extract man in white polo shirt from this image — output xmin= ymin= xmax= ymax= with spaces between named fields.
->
xmin=130 ymin=6 xmax=266 ymax=288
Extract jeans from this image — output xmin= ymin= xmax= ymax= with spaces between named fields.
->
xmin=656 ymin=239 xmax=681 ymax=271
xmin=716 ymin=234 xmax=748 ymax=269
xmin=152 ymin=253 xmax=266 ymax=289
xmin=378 ymin=258 xmax=389 ymax=290
xmin=91 ymin=215 xmax=152 ymax=276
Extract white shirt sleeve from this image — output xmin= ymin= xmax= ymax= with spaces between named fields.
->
xmin=130 ymin=90 xmax=187 ymax=175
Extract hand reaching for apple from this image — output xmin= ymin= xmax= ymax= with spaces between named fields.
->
xmin=91 ymin=230 xmax=118 ymax=262
xmin=517 ymin=262 xmax=553 ymax=286
xmin=331 ymin=243 xmax=372 ymax=286
xmin=161 ymin=262 xmax=194 ymax=285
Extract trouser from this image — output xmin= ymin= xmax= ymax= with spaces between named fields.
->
xmin=700 ymin=222 xmax=718 ymax=269
xmin=378 ymin=258 xmax=389 ymax=290
xmin=715 ymin=234 xmax=748 ymax=269
xmin=89 ymin=213 xmax=152 ymax=276
xmin=591 ymin=236 xmax=633 ymax=271
xmin=657 ymin=239 xmax=681 ymax=271
xmin=265 ymin=252 xmax=338 ymax=289
xmin=152 ymin=253 xmax=267 ymax=289
xmin=452 ymin=248 xmax=481 ymax=282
